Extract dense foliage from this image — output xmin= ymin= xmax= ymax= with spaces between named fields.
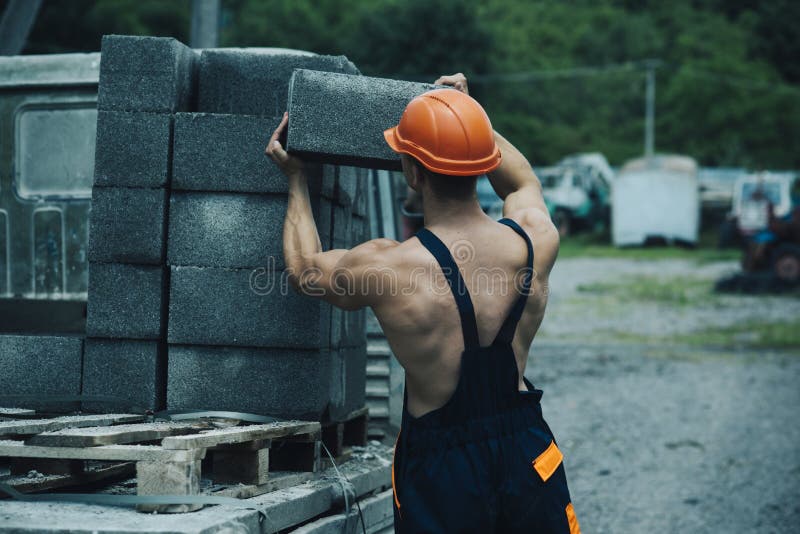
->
xmin=11 ymin=0 xmax=799 ymax=168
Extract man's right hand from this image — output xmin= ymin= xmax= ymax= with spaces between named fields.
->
xmin=435 ymin=73 xmax=469 ymax=95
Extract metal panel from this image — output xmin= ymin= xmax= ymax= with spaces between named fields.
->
xmin=32 ymin=207 xmax=64 ymax=296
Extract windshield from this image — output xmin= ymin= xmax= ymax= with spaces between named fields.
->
xmin=742 ymin=182 xmax=782 ymax=205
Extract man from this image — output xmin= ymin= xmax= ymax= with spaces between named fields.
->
xmin=267 ymin=73 xmax=579 ymax=533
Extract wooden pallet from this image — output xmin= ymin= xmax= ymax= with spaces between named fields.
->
xmin=320 ymin=406 xmax=369 ymax=467
xmin=0 ymin=408 xmax=322 ymax=513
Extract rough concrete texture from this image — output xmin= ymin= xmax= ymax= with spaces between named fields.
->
xmin=0 ymin=335 xmax=82 ymax=411
xmin=87 ymin=186 xmax=166 ymax=265
xmin=93 ymin=111 xmax=172 ymax=188
xmin=167 ymin=345 xmax=333 ymax=419
xmin=82 ymin=338 xmax=165 ymax=412
xmin=172 ymin=113 xmax=326 ymax=194
xmin=342 ymin=308 xmax=367 ymax=348
xmin=287 ymin=69 xmax=439 ymax=170
xmin=97 ymin=35 xmax=196 ymax=113
xmin=86 ymin=263 xmax=165 ymax=339
xmin=198 ymin=50 xmax=359 ymax=116
xmin=167 ymin=265 xmax=331 ymax=348
xmin=167 ymin=192 xmax=331 ymax=268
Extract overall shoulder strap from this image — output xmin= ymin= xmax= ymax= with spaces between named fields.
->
xmin=494 ymin=218 xmax=534 ymax=344
xmin=415 ymin=228 xmax=480 ymax=351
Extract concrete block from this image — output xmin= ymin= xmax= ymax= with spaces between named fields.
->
xmin=336 ymin=166 xmax=358 ymax=207
xmin=168 ymin=266 xmax=331 ymax=348
xmin=172 ymin=113 xmax=326 ymax=194
xmin=88 ymin=187 xmax=166 ymax=265
xmin=168 ymin=192 xmax=332 ymax=268
xmin=167 ymin=345 xmax=334 ymax=420
xmin=98 ymin=35 xmax=196 ymax=113
xmin=342 ymin=308 xmax=367 ymax=348
xmin=82 ymin=338 xmax=166 ymax=412
xmin=86 ymin=263 xmax=165 ymax=339
xmin=93 ymin=111 xmax=172 ymax=188
xmin=287 ymin=69 xmax=439 ymax=170
xmin=0 ymin=335 xmax=82 ymax=411
xmin=198 ymin=50 xmax=359 ymax=116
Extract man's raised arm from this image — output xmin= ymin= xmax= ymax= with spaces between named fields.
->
xmin=266 ymin=113 xmax=389 ymax=310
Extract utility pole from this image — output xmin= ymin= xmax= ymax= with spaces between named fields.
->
xmin=190 ymin=0 xmax=220 ymax=49
xmin=0 ymin=0 xmax=43 ymax=55
xmin=644 ymin=59 xmax=660 ymax=158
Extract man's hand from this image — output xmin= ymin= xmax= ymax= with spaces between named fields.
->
xmin=434 ymin=73 xmax=469 ymax=95
xmin=265 ymin=112 xmax=304 ymax=178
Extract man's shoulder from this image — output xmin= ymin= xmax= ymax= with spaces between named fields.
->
xmin=503 ymin=207 xmax=560 ymax=273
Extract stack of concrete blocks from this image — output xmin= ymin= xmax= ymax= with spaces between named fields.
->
xmin=84 ymin=35 xmax=197 ymax=412
xmin=164 ymin=49 xmax=369 ymax=422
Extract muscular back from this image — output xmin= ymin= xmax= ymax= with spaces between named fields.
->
xmin=366 ymin=207 xmax=559 ymax=418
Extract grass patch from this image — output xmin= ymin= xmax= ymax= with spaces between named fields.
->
xmin=576 ymin=276 xmax=715 ymax=306
xmin=672 ymin=320 xmax=800 ymax=350
xmin=558 ymin=230 xmax=740 ymax=263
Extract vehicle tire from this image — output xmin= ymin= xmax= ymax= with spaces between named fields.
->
xmin=771 ymin=244 xmax=800 ymax=284
xmin=552 ymin=209 xmax=571 ymax=238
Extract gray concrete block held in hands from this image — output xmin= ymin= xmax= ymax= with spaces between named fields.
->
xmin=94 ymin=111 xmax=172 ymax=188
xmin=86 ymin=263 xmax=165 ymax=340
xmin=198 ymin=50 xmax=360 ymax=116
xmin=98 ymin=35 xmax=197 ymax=113
xmin=82 ymin=338 xmax=166 ymax=412
xmin=287 ymin=69 xmax=439 ymax=170
xmin=88 ymin=187 xmax=167 ymax=265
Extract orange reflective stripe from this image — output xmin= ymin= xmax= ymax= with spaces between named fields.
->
xmin=532 ymin=440 xmax=563 ymax=482
xmin=566 ymin=502 xmax=581 ymax=534
xmin=392 ymin=430 xmax=401 ymax=515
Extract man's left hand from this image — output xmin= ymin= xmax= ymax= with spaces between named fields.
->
xmin=266 ymin=112 xmax=305 ymax=178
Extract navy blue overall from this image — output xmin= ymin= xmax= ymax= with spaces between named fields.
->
xmin=391 ymin=219 xmax=580 ymax=534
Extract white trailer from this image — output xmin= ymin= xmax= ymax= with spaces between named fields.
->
xmin=612 ymin=155 xmax=700 ymax=246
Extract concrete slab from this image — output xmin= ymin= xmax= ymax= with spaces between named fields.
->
xmin=81 ymin=339 xmax=165 ymax=412
xmin=98 ymin=35 xmax=196 ymax=113
xmin=198 ymin=50 xmax=359 ymax=116
xmin=167 ymin=265 xmax=331 ymax=348
xmin=167 ymin=344 xmax=332 ymax=419
xmin=93 ymin=111 xmax=172 ymax=188
xmin=86 ymin=263 xmax=165 ymax=339
xmin=167 ymin=192 xmax=331 ymax=268
xmin=0 ymin=335 xmax=82 ymax=411
xmin=287 ymin=69 xmax=438 ymax=170
xmin=87 ymin=187 xmax=167 ymax=265
xmin=172 ymin=112 xmax=319 ymax=194
xmin=330 ymin=344 xmax=367 ymax=422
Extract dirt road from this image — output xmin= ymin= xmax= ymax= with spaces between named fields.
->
xmin=528 ymin=258 xmax=800 ymax=533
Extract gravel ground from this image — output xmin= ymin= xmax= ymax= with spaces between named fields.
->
xmin=526 ymin=258 xmax=800 ymax=533
xmin=539 ymin=258 xmax=800 ymax=339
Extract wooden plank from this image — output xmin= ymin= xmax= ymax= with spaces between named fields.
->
xmin=0 ymin=408 xmax=37 ymax=418
xmin=212 ymin=440 xmax=269 ymax=485
xmin=27 ymin=421 xmax=207 ymax=447
xmin=0 ymin=440 xmax=203 ymax=462
xmin=0 ymin=413 xmax=144 ymax=437
xmin=161 ymin=420 xmax=320 ymax=450
xmin=0 ymin=462 xmax=135 ymax=495
xmin=137 ymin=460 xmax=202 ymax=513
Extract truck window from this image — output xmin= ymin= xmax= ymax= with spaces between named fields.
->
xmin=14 ymin=104 xmax=96 ymax=199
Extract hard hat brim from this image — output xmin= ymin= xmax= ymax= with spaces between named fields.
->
xmin=383 ymin=126 xmax=501 ymax=177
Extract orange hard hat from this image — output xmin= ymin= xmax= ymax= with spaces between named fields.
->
xmin=384 ymin=89 xmax=501 ymax=176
